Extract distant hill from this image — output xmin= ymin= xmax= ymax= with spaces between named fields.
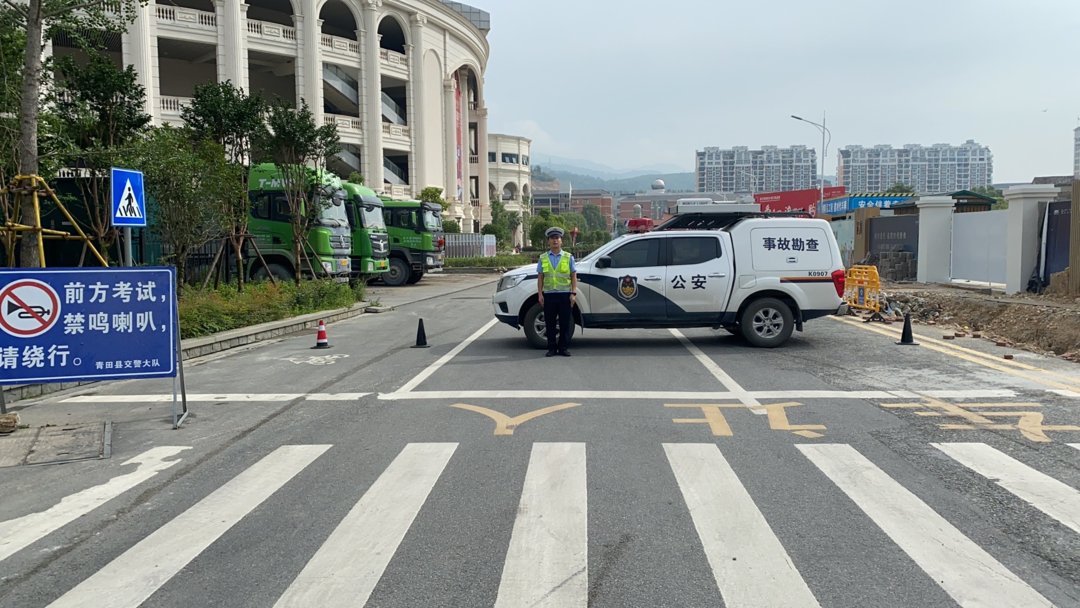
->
xmin=541 ymin=169 xmax=696 ymax=194
xmin=532 ymin=153 xmax=690 ymax=180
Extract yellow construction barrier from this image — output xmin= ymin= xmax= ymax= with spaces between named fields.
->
xmin=845 ymin=265 xmax=881 ymax=313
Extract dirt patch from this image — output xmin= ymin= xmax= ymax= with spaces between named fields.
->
xmin=879 ymin=285 xmax=1080 ymax=360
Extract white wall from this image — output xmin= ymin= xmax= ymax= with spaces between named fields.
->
xmin=951 ymin=210 xmax=1008 ymax=284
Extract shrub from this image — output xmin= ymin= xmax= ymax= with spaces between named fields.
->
xmin=444 ymin=254 xmax=536 ymax=268
xmin=178 ymin=279 xmax=364 ymax=338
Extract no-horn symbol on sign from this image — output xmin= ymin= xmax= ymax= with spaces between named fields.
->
xmin=0 ymin=279 xmax=61 ymax=337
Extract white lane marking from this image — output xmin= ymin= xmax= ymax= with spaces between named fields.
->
xmin=1070 ymin=444 xmax=1080 ymax=452
xmin=378 ymin=389 xmax=1015 ymax=401
xmin=61 ymin=393 xmax=370 ymax=403
xmin=275 ymin=443 xmax=457 ymax=608
xmin=47 ymin=445 xmax=331 ymax=608
xmin=1047 ymin=389 xmax=1080 ymax=398
xmin=495 ymin=443 xmax=588 ymax=608
xmin=934 ymin=443 xmax=1080 ymax=536
xmin=669 ymin=329 xmax=761 ymax=412
xmin=0 ymin=447 xmax=189 ymax=562
xmin=396 ymin=318 xmax=498 ymax=394
xmin=799 ymin=444 xmax=1052 ymax=608
xmin=664 ymin=443 xmax=820 ymax=608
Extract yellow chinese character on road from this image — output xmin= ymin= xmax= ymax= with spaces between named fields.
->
xmin=882 ymin=398 xmax=1080 ymax=442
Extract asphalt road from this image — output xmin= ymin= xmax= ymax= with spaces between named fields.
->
xmin=2 ymin=276 xmax=1080 ymax=608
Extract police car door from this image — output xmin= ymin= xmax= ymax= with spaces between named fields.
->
xmin=664 ymin=235 xmax=731 ymax=320
xmin=583 ymin=238 xmax=666 ymax=322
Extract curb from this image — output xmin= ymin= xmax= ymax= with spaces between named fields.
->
xmin=1 ymin=303 xmax=370 ymax=405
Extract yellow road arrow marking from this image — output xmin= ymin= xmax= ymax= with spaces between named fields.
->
xmin=451 ymin=402 xmax=582 ymax=435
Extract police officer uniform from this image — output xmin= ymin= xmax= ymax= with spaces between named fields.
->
xmin=537 ymin=226 xmax=577 ymax=357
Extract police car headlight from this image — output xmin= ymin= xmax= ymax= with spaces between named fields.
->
xmin=498 ymin=275 xmax=526 ymax=292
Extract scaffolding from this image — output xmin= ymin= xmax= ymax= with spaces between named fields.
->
xmin=1 ymin=175 xmax=108 ymax=268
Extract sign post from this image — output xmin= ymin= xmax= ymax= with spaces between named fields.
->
xmin=0 ymin=267 xmax=188 ymax=428
xmin=111 ymin=167 xmax=147 ymax=267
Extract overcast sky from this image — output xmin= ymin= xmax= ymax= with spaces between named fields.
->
xmin=478 ymin=0 xmax=1080 ymax=182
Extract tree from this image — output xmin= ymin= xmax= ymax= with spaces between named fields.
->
xmin=181 ymin=81 xmax=266 ymax=290
xmin=884 ymin=182 xmax=916 ymax=194
xmin=347 ymin=172 xmax=365 ymax=185
xmin=971 ymin=185 xmax=1007 ymax=210
xmin=528 ymin=212 xmax=566 ymax=248
xmin=483 ymin=199 xmax=521 ymax=250
xmin=418 ymin=186 xmax=448 ymax=211
xmin=442 ymin=219 xmax=461 ymax=234
xmin=6 ymin=0 xmax=144 ymax=267
xmin=559 ymin=212 xmax=588 ymax=233
xmin=256 ymin=97 xmax=340 ymax=285
xmin=53 ymin=51 xmax=151 ymax=260
xmin=582 ymin=203 xmax=605 ymax=232
xmin=132 ymin=126 xmax=235 ymax=289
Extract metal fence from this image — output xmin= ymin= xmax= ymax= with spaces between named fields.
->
xmin=445 ymin=233 xmax=496 ymax=258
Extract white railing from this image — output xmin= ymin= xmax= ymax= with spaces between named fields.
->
xmin=469 ymin=155 xmax=478 ymax=164
xmin=159 ymin=96 xmax=192 ymax=114
xmin=323 ymin=114 xmax=363 ymax=133
xmin=247 ymin=20 xmax=297 ymax=44
xmin=445 ymin=233 xmax=496 ymax=258
xmin=379 ymin=49 xmax=408 ymax=70
xmin=382 ymin=123 xmax=410 ymax=139
xmin=155 ymin=5 xmax=217 ymax=28
xmin=321 ymin=34 xmax=360 ymax=54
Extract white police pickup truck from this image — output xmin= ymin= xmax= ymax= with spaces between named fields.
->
xmin=492 ymin=200 xmax=849 ymax=348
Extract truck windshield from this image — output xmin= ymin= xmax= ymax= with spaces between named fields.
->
xmin=359 ymin=197 xmax=386 ymax=230
xmin=317 ymin=196 xmax=349 ymax=227
xmin=423 ymin=209 xmax=441 ymax=232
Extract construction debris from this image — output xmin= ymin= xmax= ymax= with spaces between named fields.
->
xmin=880 ymin=285 xmax=1080 ymax=359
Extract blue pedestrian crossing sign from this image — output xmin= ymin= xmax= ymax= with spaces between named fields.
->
xmin=111 ymin=167 xmax=146 ymax=228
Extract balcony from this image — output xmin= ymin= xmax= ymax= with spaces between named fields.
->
xmin=381 ymin=122 xmax=411 ymax=150
xmin=321 ymin=34 xmax=360 ymax=65
xmin=469 ymin=155 xmax=479 ymax=164
xmin=159 ymin=96 xmax=192 ymax=123
xmin=247 ymin=19 xmax=297 ymax=51
xmin=470 ymin=198 xmax=480 ymax=207
xmin=323 ymin=114 xmax=363 ymax=141
xmin=379 ymin=49 xmax=408 ymax=79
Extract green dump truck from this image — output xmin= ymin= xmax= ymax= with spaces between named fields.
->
xmin=381 ymin=199 xmax=445 ymax=286
xmin=247 ymin=164 xmax=351 ymax=281
xmin=342 ymin=182 xmax=390 ymax=282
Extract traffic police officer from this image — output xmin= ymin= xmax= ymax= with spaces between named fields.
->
xmin=537 ymin=226 xmax=577 ymax=357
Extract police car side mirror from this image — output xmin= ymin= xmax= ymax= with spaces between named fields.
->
xmin=596 ymin=256 xmax=612 ymax=269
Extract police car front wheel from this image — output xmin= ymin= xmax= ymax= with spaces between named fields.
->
xmin=523 ymin=302 xmax=575 ymax=349
xmin=740 ymin=298 xmax=794 ymax=348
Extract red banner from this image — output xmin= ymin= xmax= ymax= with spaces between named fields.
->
xmin=754 ymin=187 xmax=846 ymax=217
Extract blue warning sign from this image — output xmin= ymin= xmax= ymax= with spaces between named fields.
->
xmin=111 ymin=167 xmax=146 ymax=228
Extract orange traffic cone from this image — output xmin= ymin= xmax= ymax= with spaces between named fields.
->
xmin=312 ymin=320 xmax=332 ymax=349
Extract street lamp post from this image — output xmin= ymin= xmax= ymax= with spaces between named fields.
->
xmin=792 ymin=114 xmax=831 ymax=212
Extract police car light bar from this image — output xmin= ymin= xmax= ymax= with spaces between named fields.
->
xmin=675 ymin=198 xmax=762 ymax=215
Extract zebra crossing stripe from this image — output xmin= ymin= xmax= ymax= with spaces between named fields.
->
xmin=274 ymin=443 xmax=458 ymax=608
xmin=47 ymin=445 xmax=331 ymax=608
xmin=934 ymin=443 xmax=1080 ymax=536
xmin=495 ymin=443 xmax=588 ymax=608
xmin=799 ymin=444 xmax=1053 ymax=608
xmin=664 ymin=443 xmax=820 ymax=608
xmin=0 ymin=447 xmax=188 ymax=562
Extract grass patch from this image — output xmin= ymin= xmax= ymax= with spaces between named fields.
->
xmin=178 ymin=279 xmax=366 ymax=339
xmin=444 ymin=254 xmax=536 ymax=268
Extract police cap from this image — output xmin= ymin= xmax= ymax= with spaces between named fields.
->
xmin=545 ymin=226 xmax=565 ymax=238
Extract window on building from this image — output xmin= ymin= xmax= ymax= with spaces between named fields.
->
xmin=522 ymin=155 xmax=530 ymax=166
xmin=501 ymin=153 xmax=519 ymax=164
xmin=488 ymin=152 xmax=496 ymax=163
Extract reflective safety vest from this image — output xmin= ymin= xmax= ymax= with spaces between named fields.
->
xmin=541 ymin=252 xmax=572 ymax=292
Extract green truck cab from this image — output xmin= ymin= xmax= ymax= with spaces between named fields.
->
xmin=381 ymin=199 xmax=445 ymax=286
xmin=247 ymin=163 xmax=352 ymax=282
xmin=342 ymin=182 xmax=390 ymax=280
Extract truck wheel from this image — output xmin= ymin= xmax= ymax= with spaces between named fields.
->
xmin=740 ymin=298 xmax=794 ymax=348
xmin=383 ymin=258 xmax=410 ymax=287
xmin=523 ymin=302 xmax=575 ymax=349
xmin=406 ymin=268 xmax=424 ymax=284
xmin=252 ymin=263 xmax=293 ymax=283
